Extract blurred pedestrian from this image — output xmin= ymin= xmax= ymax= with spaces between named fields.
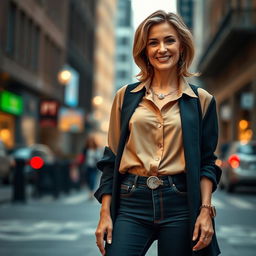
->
xmin=81 ymin=135 xmax=101 ymax=200
xmin=95 ymin=10 xmax=222 ymax=256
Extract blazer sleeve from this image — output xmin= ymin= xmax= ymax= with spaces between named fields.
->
xmin=200 ymin=96 xmax=222 ymax=192
xmin=94 ymin=86 xmax=127 ymax=203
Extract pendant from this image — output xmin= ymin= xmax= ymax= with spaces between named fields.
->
xmin=158 ymin=94 xmax=165 ymax=100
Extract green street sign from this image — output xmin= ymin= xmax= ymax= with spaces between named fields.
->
xmin=0 ymin=91 xmax=23 ymax=115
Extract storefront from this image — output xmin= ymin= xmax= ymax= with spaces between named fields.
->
xmin=0 ymin=91 xmax=23 ymax=148
xmin=219 ymin=83 xmax=255 ymax=144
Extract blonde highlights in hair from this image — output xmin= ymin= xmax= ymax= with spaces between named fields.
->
xmin=133 ymin=10 xmax=199 ymax=82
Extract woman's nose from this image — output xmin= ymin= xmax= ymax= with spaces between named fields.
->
xmin=159 ymin=42 xmax=167 ymax=53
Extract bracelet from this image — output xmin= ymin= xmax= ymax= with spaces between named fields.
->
xmin=200 ymin=204 xmax=216 ymax=218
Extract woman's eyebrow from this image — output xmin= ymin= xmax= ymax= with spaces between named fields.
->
xmin=148 ymin=35 xmax=176 ymax=41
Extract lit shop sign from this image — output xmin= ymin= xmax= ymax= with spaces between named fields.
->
xmin=39 ymin=100 xmax=59 ymax=127
xmin=64 ymin=65 xmax=79 ymax=107
xmin=58 ymin=107 xmax=84 ymax=133
xmin=0 ymin=91 xmax=23 ymax=115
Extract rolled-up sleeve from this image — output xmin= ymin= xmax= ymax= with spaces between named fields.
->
xmin=200 ymin=97 xmax=222 ymax=192
xmin=94 ymin=86 xmax=127 ymax=203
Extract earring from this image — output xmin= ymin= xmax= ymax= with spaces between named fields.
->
xmin=147 ymin=58 xmax=151 ymax=70
xmin=178 ymin=53 xmax=184 ymax=67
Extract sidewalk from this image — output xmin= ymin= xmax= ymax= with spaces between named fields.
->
xmin=0 ymin=185 xmax=12 ymax=204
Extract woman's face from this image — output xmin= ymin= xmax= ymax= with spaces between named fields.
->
xmin=146 ymin=22 xmax=182 ymax=72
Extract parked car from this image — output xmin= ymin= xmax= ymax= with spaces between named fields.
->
xmin=219 ymin=141 xmax=256 ymax=193
xmin=0 ymin=140 xmax=12 ymax=184
xmin=11 ymin=144 xmax=56 ymax=196
xmin=11 ymin=144 xmax=54 ymax=171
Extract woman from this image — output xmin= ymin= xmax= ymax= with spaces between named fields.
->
xmin=81 ymin=135 xmax=101 ymax=199
xmin=95 ymin=10 xmax=222 ymax=256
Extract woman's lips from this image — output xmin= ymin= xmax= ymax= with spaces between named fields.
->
xmin=156 ymin=56 xmax=171 ymax=63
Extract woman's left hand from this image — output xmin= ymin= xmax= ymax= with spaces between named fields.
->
xmin=192 ymin=208 xmax=214 ymax=251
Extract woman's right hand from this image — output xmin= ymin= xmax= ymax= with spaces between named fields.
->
xmin=95 ymin=211 xmax=113 ymax=255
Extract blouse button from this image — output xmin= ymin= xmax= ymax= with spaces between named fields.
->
xmin=158 ymin=123 xmax=162 ymax=128
xmin=155 ymin=157 xmax=160 ymax=161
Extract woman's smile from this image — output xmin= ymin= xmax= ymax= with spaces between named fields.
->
xmin=156 ymin=55 xmax=171 ymax=63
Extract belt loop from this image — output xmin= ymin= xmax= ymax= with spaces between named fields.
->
xmin=167 ymin=176 xmax=173 ymax=186
xmin=133 ymin=175 xmax=139 ymax=187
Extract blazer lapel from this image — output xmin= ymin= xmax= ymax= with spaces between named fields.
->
xmin=115 ymin=84 xmax=145 ymax=175
xmin=179 ymin=94 xmax=201 ymax=173
xmin=120 ymin=86 xmax=146 ymax=137
xmin=179 ymin=94 xmax=201 ymax=221
xmin=111 ymin=85 xmax=145 ymax=221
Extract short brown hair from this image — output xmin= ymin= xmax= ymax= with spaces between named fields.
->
xmin=133 ymin=10 xmax=198 ymax=82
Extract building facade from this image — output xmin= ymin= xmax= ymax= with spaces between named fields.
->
xmin=177 ymin=0 xmax=194 ymax=30
xmin=115 ymin=0 xmax=134 ymax=91
xmin=193 ymin=0 xmax=256 ymax=145
xmin=92 ymin=0 xmax=117 ymax=146
xmin=0 ymin=0 xmax=97 ymax=155
xmin=60 ymin=0 xmax=96 ymax=154
xmin=0 ymin=0 xmax=69 ymax=150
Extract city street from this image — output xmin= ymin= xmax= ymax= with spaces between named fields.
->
xmin=0 ymin=0 xmax=255 ymax=255
xmin=0 ymin=187 xmax=256 ymax=256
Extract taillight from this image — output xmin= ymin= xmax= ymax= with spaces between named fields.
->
xmin=228 ymin=154 xmax=240 ymax=168
xmin=30 ymin=156 xmax=44 ymax=169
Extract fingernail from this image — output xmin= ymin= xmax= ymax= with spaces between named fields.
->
xmin=108 ymin=239 xmax=112 ymax=244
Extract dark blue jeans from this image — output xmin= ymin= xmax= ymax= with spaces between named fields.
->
xmin=85 ymin=166 xmax=98 ymax=191
xmin=106 ymin=173 xmax=191 ymax=256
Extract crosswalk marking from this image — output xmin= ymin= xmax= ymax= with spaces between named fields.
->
xmin=217 ymin=225 xmax=256 ymax=246
xmin=1 ymin=220 xmax=255 ymax=247
xmin=63 ymin=193 xmax=87 ymax=204
xmin=0 ymin=220 xmax=96 ymax=241
xmin=227 ymin=197 xmax=254 ymax=210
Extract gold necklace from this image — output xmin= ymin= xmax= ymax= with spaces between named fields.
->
xmin=150 ymin=88 xmax=178 ymax=100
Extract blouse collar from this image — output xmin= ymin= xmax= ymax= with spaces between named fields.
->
xmin=130 ymin=76 xmax=198 ymax=98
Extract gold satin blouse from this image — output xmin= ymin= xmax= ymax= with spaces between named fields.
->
xmin=108 ymin=78 xmax=213 ymax=177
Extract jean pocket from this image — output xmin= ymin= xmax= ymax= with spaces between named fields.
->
xmin=172 ymin=183 xmax=187 ymax=196
xmin=120 ymin=183 xmax=136 ymax=198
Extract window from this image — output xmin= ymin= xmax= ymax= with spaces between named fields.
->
xmin=31 ymin=26 xmax=40 ymax=70
xmin=117 ymin=70 xmax=127 ymax=79
xmin=117 ymin=54 xmax=127 ymax=62
xmin=117 ymin=37 xmax=129 ymax=45
xmin=6 ymin=3 xmax=16 ymax=56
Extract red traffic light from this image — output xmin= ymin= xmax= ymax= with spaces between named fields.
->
xmin=30 ymin=156 xmax=44 ymax=169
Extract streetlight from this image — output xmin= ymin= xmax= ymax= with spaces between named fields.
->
xmin=92 ymin=96 xmax=103 ymax=106
xmin=57 ymin=69 xmax=72 ymax=85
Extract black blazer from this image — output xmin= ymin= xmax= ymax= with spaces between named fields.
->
xmin=95 ymin=82 xmax=222 ymax=256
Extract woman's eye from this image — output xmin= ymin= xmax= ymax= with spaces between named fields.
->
xmin=166 ymin=39 xmax=175 ymax=43
xmin=148 ymin=41 xmax=157 ymax=46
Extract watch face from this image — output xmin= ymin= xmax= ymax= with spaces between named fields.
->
xmin=211 ymin=206 xmax=216 ymax=217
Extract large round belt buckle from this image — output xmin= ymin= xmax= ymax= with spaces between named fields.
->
xmin=146 ymin=176 xmax=162 ymax=189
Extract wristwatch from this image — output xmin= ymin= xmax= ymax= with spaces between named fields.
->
xmin=200 ymin=204 xmax=216 ymax=218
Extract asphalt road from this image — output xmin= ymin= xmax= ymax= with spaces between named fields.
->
xmin=0 ymin=187 xmax=255 ymax=256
